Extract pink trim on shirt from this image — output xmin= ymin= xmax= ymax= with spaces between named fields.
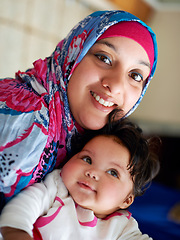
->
xmin=33 ymin=225 xmax=43 ymax=240
xmin=34 ymin=196 xmax=64 ymax=228
xmin=74 ymin=203 xmax=98 ymax=227
xmin=78 ymin=216 xmax=98 ymax=227
xmin=103 ymin=210 xmax=132 ymax=220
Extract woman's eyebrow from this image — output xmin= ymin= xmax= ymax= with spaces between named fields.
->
xmin=95 ymin=40 xmax=116 ymax=52
xmin=139 ymin=61 xmax=151 ymax=69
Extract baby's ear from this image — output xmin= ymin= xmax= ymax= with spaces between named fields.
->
xmin=120 ymin=194 xmax=134 ymax=209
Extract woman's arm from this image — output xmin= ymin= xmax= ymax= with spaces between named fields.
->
xmin=0 ymin=170 xmax=60 ymax=238
xmin=1 ymin=227 xmax=33 ymax=240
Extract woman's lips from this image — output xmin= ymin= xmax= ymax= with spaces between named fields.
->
xmin=90 ymin=91 xmax=117 ymax=113
xmin=91 ymin=91 xmax=115 ymax=107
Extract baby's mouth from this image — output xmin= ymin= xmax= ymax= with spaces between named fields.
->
xmin=91 ymin=91 xmax=115 ymax=107
xmin=78 ymin=181 xmax=96 ymax=192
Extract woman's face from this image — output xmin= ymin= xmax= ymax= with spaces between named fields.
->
xmin=67 ymin=36 xmax=150 ymax=130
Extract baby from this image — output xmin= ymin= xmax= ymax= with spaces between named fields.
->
xmin=0 ymin=118 xmax=160 ymax=240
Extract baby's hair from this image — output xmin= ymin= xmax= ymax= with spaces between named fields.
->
xmin=70 ymin=114 xmax=160 ymax=198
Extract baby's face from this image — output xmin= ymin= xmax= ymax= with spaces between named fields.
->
xmin=67 ymin=36 xmax=150 ymax=130
xmin=61 ymin=135 xmax=134 ymax=218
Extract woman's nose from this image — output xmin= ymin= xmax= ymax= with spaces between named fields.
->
xmin=85 ymin=169 xmax=99 ymax=181
xmin=101 ymin=72 xmax=125 ymax=95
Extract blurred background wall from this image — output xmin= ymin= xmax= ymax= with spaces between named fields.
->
xmin=0 ymin=1 xmax=180 ymax=239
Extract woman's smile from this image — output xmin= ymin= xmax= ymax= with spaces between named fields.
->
xmin=90 ymin=91 xmax=117 ymax=113
xmin=91 ymin=91 xmax=115 ymax=108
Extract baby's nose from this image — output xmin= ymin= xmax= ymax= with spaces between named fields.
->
xmin=85 ymin=169 xmax=99 ymax=181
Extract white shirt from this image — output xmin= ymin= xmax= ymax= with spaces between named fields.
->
xmin=0 ymin=169 xmax=152 ymax=240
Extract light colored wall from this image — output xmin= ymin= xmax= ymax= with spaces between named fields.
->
xmin=0 ymin=0 xmax=93 ymax=78
xmin=130 ymin=10 xmax=180 ymax=136
xmin=0 ymin=0 xmax=116 ymax=77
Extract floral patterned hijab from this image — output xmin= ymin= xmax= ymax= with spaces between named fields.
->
xmin=31 ymin=10 xmax=157 ymax=122
xmin=63 ymin=10 xmax=157 ymax=115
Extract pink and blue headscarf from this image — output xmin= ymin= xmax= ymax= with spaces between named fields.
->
xmin=0 ymin=10 xmax=158 ymax=206
xmin=62 ymin=10 xmax=158 ymax=117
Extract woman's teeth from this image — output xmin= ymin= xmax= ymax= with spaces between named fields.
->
xmin=91 ymin=92 xmax=114 ymax=107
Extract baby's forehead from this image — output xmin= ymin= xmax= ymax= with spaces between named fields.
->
xmin=101 ymin=134 xmax=126 ymax=147
xmin=84 ymin=134 xmax=129 ymax=155
xmin=85 ymin=134 xmax=124 ymax=145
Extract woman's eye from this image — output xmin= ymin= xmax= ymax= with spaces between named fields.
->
xmin=107 ymin=169 xmax=119 ymax=178
xmin=130 ymin=72 xmax=143 ymax=82
xmin=82 ymin=156 xmax=92 ymax=164
xmin=95 ymin=54 xmax=112 ymax=66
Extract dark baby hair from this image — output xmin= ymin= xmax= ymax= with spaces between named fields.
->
xmin=70 ymin=117 xmax=160 ymax=198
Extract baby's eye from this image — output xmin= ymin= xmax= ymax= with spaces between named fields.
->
xmin=95 ymin=53 xmax=112 ymax=66
xmin=82 ymin=156 xmax=92 ymax=165
xmin=107 ymin=169 xmax=119 ymax=178
xmin=129 ymin=71 xmax=143 ymax=82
